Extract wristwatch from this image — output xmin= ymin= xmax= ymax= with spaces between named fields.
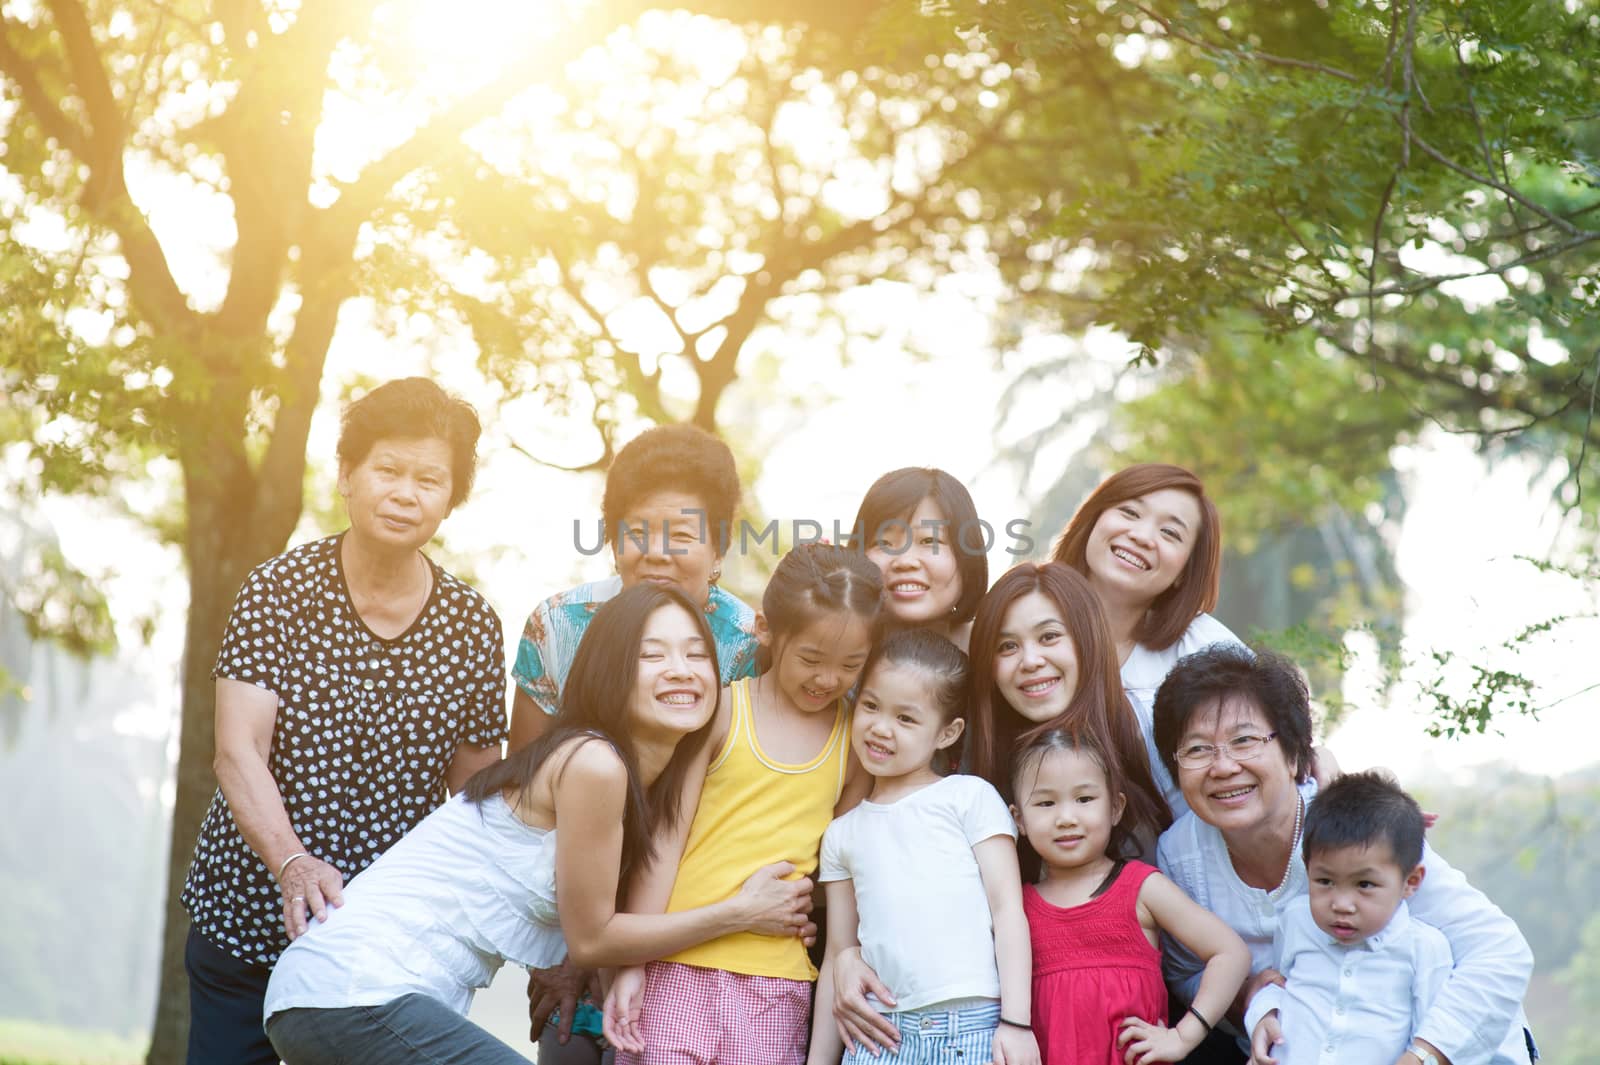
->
xmin=1406 ymin=1043 xmax=1439 ymax=1065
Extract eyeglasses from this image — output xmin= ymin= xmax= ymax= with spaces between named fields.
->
xmin=1173 ymin=732 xmax=1279 ymax=770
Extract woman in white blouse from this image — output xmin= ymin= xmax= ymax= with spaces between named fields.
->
xmin=262 ymin=584 xmax=812 ymax=1065
xmin=1151 ymin=644 xmax=1535 ymax=1065
xmin=1051 ymin=463 xmax=1241 ymax=812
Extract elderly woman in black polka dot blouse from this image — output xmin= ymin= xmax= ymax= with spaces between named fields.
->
xmin=178 ymin=378 xmax=508 ymax=1065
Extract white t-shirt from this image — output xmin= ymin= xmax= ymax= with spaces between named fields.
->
xmin=818 ymin=774 xmax=1016 ymax=1012
xmin=264 ymin=792 xmax=568 ymax=1021
xmin=1121 ymin=612 xmax=1244 ymax=817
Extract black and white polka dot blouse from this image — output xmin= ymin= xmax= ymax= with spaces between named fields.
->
xmin=181 ymin=534 xmax=508 ymax=965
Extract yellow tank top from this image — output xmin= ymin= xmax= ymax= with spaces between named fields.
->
xmin=662 ymin=676 xmax=850 ymax=980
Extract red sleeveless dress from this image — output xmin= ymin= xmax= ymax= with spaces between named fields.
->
xmin=1024 ymin=860 xmax=1167 ymax=1065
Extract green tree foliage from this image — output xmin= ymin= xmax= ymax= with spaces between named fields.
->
xmin=976 ymin=0 xmax=1597 ymax=716
xmin=5 ymin=1 xmax=1594 ymax=1056
xmin=977 ymin=0 xmax=1599 ymax=509
xmin=0 ymin=1 xmax=1089 ymax=1056
xmin=973 ymin=0 xmax=1598 ymax=461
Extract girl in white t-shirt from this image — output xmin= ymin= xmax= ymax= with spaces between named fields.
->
xmin=807 ymin=629 xmax=1040 ymax=1065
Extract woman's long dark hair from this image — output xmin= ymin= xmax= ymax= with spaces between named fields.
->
xmin=465 ymin=583 xmax=719 ymax=890
xmin=968 ymin=563 xmax=1170 ymax=843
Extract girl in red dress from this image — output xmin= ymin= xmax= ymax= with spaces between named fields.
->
xmin=1012 ymin=728 xmax=1249 ymax=1065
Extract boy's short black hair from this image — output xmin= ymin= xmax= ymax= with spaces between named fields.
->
xmin=1302 ymin=771 xmax=1426 ymax=872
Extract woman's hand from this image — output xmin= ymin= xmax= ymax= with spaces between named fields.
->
xmin=279 ymin=855 xmax=344 ymax=941
xmin=603 ymin=965 xmax=649 ymax=1053
xmin=1250 ymin=1010 xmax=1284 ymax=1065
xmin=1117 ymin=1016 xmax=1195 ymax=1064
xmin=1231 ymin=968 xmax=1286 ymax=1027
xmin=732 ymin=861 xmax=814 ymax=937
xmin=993 ymin=1024 xmax=1040 ymax=1065
xmin=524 ymin=956 xmax=591 ymax=1044
xmin=831 ymin=946 xmax=900 ymax=1054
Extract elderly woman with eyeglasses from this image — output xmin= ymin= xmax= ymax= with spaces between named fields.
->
xmin=1152 ymin=645 xmax=1536 ymax=1065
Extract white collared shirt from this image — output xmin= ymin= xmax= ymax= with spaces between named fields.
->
xmin=1157 ymin=784 xmax=1535 ymax=1065
xmin=1243 ymin=897 xmax=1452 ymax=1065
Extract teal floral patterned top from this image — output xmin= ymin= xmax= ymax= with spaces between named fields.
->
xmin=512 ymin=575 xmax=760 ymax=715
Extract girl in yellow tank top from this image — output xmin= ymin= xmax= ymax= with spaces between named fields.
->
xmin=609 ymin=544 xmax=886 ymax=1065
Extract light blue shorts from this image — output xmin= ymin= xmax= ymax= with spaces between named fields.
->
xmin=843 ymin=1001 xmax=1000 ymax=1065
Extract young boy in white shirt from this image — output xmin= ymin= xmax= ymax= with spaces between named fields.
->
xmin=1245 ymin=772 xmax=1455 ymax=1065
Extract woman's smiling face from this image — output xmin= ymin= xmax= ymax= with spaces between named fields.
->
xmin=866 ymin=496 xmax=963 ymax=626
xmin=992 ymin=591 xmax=1080 ymax=724
xmin=1082 ymin=488 xmax=1201 ymax=608
xmin=1174 ymin=694 xmax=1298 ymax=839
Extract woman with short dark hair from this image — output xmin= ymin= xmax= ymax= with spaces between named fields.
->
xmin=1151 ymin=645 xmax=1535 ymax=1065
xmin=181 ymin=378 xmax=507 ymax=1065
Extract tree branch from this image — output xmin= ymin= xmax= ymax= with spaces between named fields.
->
xmin=1408 ymin=133 xmax=1595 ymax=239
xmin=1132 ymin=3 xmax=1360 ymax=83
xmin=552 ymin=255 xmax=673 ymax=426
xmin=0 ymin=15 xmax=91 ymax=157
xmin=508 ymin=435 xmax=612 ymax=474
xmin=43 ymin=0 xmax=124 ymax=164
xmin=248 ymin=229 xmax=361 ymax=557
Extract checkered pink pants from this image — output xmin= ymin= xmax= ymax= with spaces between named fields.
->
xmin=613 ymin=960 xmax=811 ymax=1065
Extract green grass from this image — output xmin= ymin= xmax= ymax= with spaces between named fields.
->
xmin=0 ymin=1019 xmax=144 ymax=1065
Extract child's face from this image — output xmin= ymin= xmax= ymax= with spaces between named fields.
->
xmin=992 ymin=591 xmax=1081 ymax=723
xmin=851 ymin=662 xmax=963 ymax=781
xmin=866 ymin=496 xmax=963 ymax=626
xmin=1012 ymin=747 xmax=1125 ymax=872
xmin=1306 ymin=843 xmax=1425 ymax=946
xmin=760 ymin=610 xmax=873 ymax=714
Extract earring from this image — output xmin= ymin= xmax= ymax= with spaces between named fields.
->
xmin=710 ymin=562 xmax=722 ymax=586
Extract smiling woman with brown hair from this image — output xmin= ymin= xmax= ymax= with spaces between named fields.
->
xmin=179 ymin=377 xmax=507 ymax=1065
xmin=1051 ymin=464 xmax=1243 ymax=814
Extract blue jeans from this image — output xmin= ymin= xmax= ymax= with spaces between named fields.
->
xmin=184 ymin=928 xmax=277 ymax=1065
xmin=843 ymin=1002 xmax=1000 ymax=1065
xmin=267 ymin=993 xmax=531 ymax=1065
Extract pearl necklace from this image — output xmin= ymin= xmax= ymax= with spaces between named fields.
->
xmin=1226 ymin=793 xmax=1305 ymax=895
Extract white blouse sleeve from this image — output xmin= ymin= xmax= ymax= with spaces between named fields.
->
xmin=1155 ymin=819 xmax=1209 ymax=1006
xmin=1406 ymin=841 xmax=1532 ymax=1065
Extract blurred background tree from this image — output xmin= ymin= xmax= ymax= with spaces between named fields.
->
xmin=3 ymin=0 xmax=1595 ymax=1058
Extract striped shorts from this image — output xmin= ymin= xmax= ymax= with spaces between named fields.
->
xmin=614 ymin=960 xmax=810 ymax=1065
xmin=843 ymin=1001 xmax=1000 ymax=1065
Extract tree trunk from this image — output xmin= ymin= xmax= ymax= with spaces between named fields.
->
xmin=144 ymin=483 xmax=273 ymax=1064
